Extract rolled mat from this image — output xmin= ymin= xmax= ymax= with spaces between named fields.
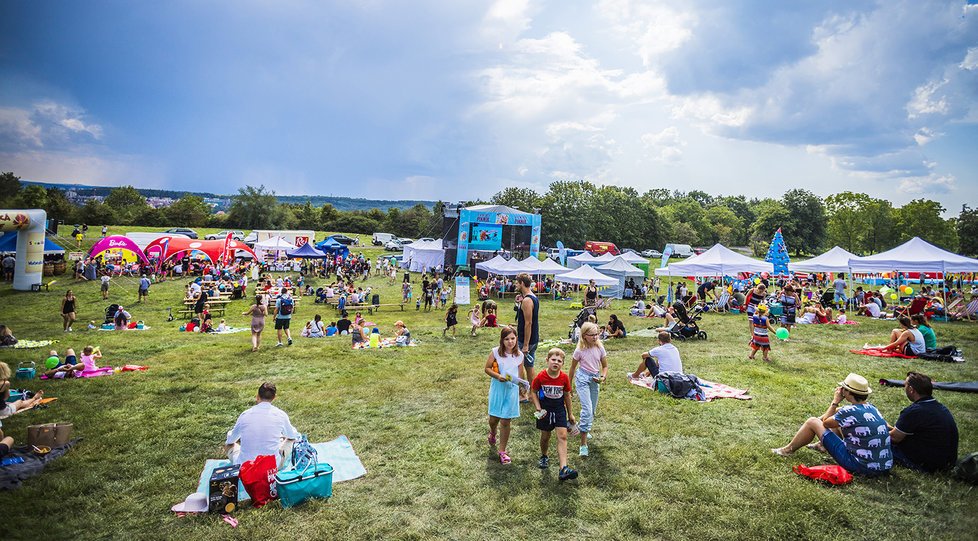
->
xmin=878 ymin=379 xmax=978 ymax=393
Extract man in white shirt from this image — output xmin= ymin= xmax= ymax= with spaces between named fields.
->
xmin=224 ymin=382 xmax=301 ymax=466
xmin=629 ymin=332 xmax=683 ymax=379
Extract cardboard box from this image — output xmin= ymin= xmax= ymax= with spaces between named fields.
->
xmin=208 ymin=465 xmax=240 ymax=514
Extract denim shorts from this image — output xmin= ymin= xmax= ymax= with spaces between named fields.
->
xmin=523 ymin=342 xmax=538 ymax=368
xmin=821 ymin=431 xmax=881 ymax=476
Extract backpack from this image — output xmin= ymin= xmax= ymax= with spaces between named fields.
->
xmin=654 ymin=372 xmax=704 ymax=400
xmin=954 ymin=452 xmax=978 ymax=484
xmin=291 ymin=435 xmax=317 ymax=471
xmin=279 ymin=296 xmax=294 ymax=316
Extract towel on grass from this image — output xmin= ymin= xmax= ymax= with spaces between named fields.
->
xmin=0 ymin=340 xmax=56 ymax=349
xmin=40 ymin=365 xmax=148 ymax=380
xmin=879 ymin=379 xmax=978 ymax=393
xmin=827 ymin=321 xmax=859 ymax=325
xmin=628 ymin=328 xmax=661 ymax=338
xmin=194 ymin=435 xmax=367 ymax=501
xmin=628 ymin=375 xmax=751 ymax=401
xmin=209 ymin=328 xmax=248 ymax=334
xmin=98 ymin=326 xmax=152 ymax=331
xmin=353 ymin=338 xmax=417 ymax=349
xmin=850 ymin=348 xmax=915 ymax=359
xmin=0 ymin=438 xmax=80 ymax=491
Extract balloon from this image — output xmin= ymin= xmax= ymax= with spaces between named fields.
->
xmin=761 ymin=272 xmax=770 ymax=279
xmin=776 ymin=327 xmax=789 ymax=340
xmin=903 ymin=286 xmax=913 ymax=295
xmin=754 ymin=278 xmax=761 ymax=284
xmin=890 ymin=293 xmax=898 ymax=300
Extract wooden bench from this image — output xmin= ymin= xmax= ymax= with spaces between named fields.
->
xmin=179 ymin=307 xmax=226 ymax=319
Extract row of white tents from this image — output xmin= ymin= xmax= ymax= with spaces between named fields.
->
xmin=475 ymin=253 xmax=646 ymax=299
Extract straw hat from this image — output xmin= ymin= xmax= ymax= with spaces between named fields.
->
xmin=839 ymin=373 xmax=872 ymax=395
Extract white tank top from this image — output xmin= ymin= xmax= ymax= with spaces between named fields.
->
xmin=492 ymin=347 xmax=524 ymax=380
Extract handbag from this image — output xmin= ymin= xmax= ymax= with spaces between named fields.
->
xmin=27 ymin=423 xmax=74 ymax=447
xmin=240 ymin=455 xmax=279 ymax=508
xmin=274 ymin=461 xmax=333 ymax=508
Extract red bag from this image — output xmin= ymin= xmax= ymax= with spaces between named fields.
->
xmin=240 ymin=455 xmax=278 ymax=508
xmin=793 ymin=464 xmax=853 ymax=485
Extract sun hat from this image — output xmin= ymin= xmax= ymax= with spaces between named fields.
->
xmin=171 ymin=492 xmax=208 ymax=513
xmin=394 ymin=320 xmax=405 ymax=327
xmin=839 ymin=373 xmax=872 ymax=395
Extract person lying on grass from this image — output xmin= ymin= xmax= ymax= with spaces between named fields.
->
xmin=0 ymin=362 xmax=44 ymax=419
xmin=772 ymin=373 xmax=892 ymax=476
xmin=530 ymin=348 xmax=578 ymax=482
xmin=43 ymin=348 xmax=83 ymax=378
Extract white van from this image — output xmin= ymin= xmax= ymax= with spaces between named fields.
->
xmin=664 ymin=243 xmax=695 ymax=258
xmin=373 ymin=232 xmax=396 ymax=246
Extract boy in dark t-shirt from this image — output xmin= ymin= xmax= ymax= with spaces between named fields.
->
xmin=531 ymin=348 xmax=578 ymax=481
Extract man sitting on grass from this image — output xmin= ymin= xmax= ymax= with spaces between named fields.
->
xmin=628 ymin=332 xmax=683 ymax=380
xmin=225 ymin=382 xmax=300 ymax=467
xmin=889 ymin=371 xmax=959 ymax=472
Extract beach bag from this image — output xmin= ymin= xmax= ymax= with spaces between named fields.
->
xmin=27 ymin=423 xmax=74 ymax=447
xmin=793 ymin=464 xmax=853 ymax=485
xmin=275 ymin=461 xmax=333 ymax=508
xmin=279 ymin=296 xmax=294 ymax=316
xmin=954 ymin=452 xmax=978 ymax=484
xmin=240 ymin=455 xmax=278 ymax=508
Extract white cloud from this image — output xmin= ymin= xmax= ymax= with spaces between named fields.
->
xmin=598 ymin=0 xmax=695 ymax=66
xmin=641 ymin=126 xmax=685 ymax=163
xmin=961 ymin=47 xmax=978 ymax=70
xmin=899 ymin=174 xmax=956 ymax=195
xmin=0 ymin=107 xmax=43 ymax=148
xmin=0 ymin=101 xmax=104 ymax=151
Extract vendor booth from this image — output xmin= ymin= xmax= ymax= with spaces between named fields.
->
xmin=316 ymin=238 xmax=350 ymax=258
xmin=554 ymin=264 xmax=618 ymax=286
xmin=595 ymin=256 xmax=646 ymax=299
xmin=788 ymin=246 xmax=858 ymax=274
xmin=656 ymin=244 xmax=771 ymax=277
xmin=286 ymin=243 xmax=328 ymax=259
xmin=403 ymin=239 xmax=445 ymax=273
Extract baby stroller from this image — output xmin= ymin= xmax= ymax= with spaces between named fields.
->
xmin=568 ymin=306 xmax=597 ymax=339
xmin=104 ymin=303 xmax=120 ymax=325
xmin=670 ymin=302 xmax=707 ymax=341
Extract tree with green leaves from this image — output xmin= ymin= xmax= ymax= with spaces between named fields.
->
xmin=661 ymin=197 xmax=712 ymax=245
xmin=859 ymin=198 xmax=898 ymax=254
xmin=79 ymin=199 xmax=118 ymax=226
xmin=320 ymin=203 xmax=339 ymax=231
xmin=706 ymin=205 xmax=744 ymax=246
xmin=749 ymin=199 xmax=791 ymax=256
xmin=228 ymin=185 xmax=279 ymax=229
xmin=825 ymin=192 xmax=869 ymax=253
xmin=0 ymin=172 xmax=21 ymax=206
xmin=538 ymin=180 xmax=595 ymax=247
xmin=895 ymin=199 xmax=958 ymax=251
xmin=781 ymin=189 xmax=827 ymax=255
xmin=490 ymin=187 xmax=541 ymax=213
xmin=713 ymin=195 xmax=754 ymax=245
xmin=165 ymin=195 xmax=211 ymax=227
xmin=104 ymin=185 xmax=148 ymax=224
xmin=44 ymin=188 xmax=75 ymax=226
xmin=16 ymin=185 xmax=48 ymax=210
xmin=957 ymin=205 xmax=978 ymax=257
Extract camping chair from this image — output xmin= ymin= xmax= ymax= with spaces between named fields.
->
xmin=594 ymin=297 xmax=611 ymax=310
xmin=894 ymin=297 xmax=928 ymax=318
xmin=711 ymin=291 xmax=731 ymax=313
xmin=950 ymin=298 xmax=978 ymax=321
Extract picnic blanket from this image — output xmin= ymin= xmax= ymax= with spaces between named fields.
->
xmin=353 ymin=338 xmax=417 ymax=349
xmin=852 ymin=348 xmax=964 ymax=362
xmin=0 ymin=438 xmax=80 ymax=491
xmin=194 ymin=435 xmax=367 ymax=501
xmin=628 ymin=375 xmax=751 ymax=401
xmin=628 ymin=328 xmax=661 ymax=338
xmin=879 ymin=379 xmax=978 ymax=393
xmin=98 ymin=326 xmax=152 ymax=331
xmin=209 ymin=327 xmax=249 ymax=335
xmin=40 ymin=365 xmax=148 ymax=380
xmin=0 ymin=340 xmax=56 ymax=349
xmin=827 ymin=321 xmax=859 ymax=325
xmin=850 ymin=348 xmax=915 ymax=359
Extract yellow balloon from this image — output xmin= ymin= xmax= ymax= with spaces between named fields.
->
xmin=890 ymin=293 xmax=898 ymax=300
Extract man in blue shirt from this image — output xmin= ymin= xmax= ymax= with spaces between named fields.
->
xmin=274 ymin=289 xmax=295 ymax=347
xmin=137 ymin=274 xmax=151 ymax=303
xmin=889 ymin=371 xmax=959 ymax=472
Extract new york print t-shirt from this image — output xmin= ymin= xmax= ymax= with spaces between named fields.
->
xmin=834 ymin=403 xmax=893 ymax=473
xmin=531 ymin=370 xmax=571 ymax=411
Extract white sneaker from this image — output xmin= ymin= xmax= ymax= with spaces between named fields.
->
xmin=276 ymin=342 xmax=283 ymax=347
xmin=579 ymin=445 xmax=589 ymax=457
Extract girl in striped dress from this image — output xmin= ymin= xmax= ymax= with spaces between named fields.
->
xmin=745 ymin=283 xmax=768 ymax=335
xmin=748 ymin=304 xmax=776 ymax=362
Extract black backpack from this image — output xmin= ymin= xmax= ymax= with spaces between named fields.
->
xmin=655 ymin=373 xmax=703 ymax=399
xmin=954 ymin=452 xmax=978 ymax=484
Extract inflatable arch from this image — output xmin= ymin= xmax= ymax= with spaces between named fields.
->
xmin=0 ymin=209 xmax=47 ymax=291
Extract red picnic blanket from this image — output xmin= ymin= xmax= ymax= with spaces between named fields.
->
xmin=850 ymin=348 xmax=915 ymax=359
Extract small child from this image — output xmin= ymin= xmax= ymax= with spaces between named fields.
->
xmin=836 ymin=309 xmax=847 ymax=324
xmin=100 ymin=274 xmax=110 ymax=300
xmin=443 ymin=303 xmax=458 ymax=338
xmin=80 ymin=345 xmax=102 ymax=373
xmin=469 ymin=305 xmax=481 ymax=337
xmin=485 ymin=327 xmax=526 ymax=465
xmin=530 ymin=348 xmax=579 ymax=481
xmin=217 ymin=319 xmax=228 ymax=332
xmin=569 ymin=322 xmax=608 ymax=457
xmin=748 ymin=304 xmax=777 ymax=362
xmin=416 ymin=297 xmax=421 ymax=311
xmin=87 ymin=320 xmax=97 ymax=330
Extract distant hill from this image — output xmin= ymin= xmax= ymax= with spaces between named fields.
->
xmin=21 ymin=180 xmax=436 ymax=211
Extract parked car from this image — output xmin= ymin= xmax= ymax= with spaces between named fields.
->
xmin=398 ymin=237 xmax=415 ymax=245
xmin=641 ymin=249 xmax=662 ymax=258
xmin=693 ymin=247 xmax=707 ymax=255
xmin=546 ymin=248 xmax=561 ymax=260
xmin=205 ymin=230 xmax=245 ymax=241
xmin=328 ymin=234 xmax=358 ymax=245
xmin=385 ymin=238 xmax=405 ymax=251
xmin=243 ymin=231 xmax=258 ymax=245
xmin=163 ymin=228 xmax=198 ymax=239
xmin=663 ymin=243 xmax=695 ymax=258
xmin=584 ymin=240 xmax=620 ymax=256
xmin=372 ymin=232 xmax=395 ymax=246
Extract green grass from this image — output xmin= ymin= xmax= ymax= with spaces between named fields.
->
xmin=1 ymin=233 xmax=977 ymax=540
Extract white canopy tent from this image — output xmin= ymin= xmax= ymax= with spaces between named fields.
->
xmin=522 ymin=256 xmax=571 ymax=275
xmin=595 ymin=256 xmax=646 ymax=299
xmin=254 ymin=236 xmax=298 ymax=252
xmin=848 ymin=237 xmax=978 ymax=274
xmin=402 ymin=239 xmax=446 ymax=273
xmin=474 ymin=255 xmax=509 ymax=274
xmin=789 ymin=246 xmax=859 ymax=273
xmin=591 ymin=252 xmax=618 ymax=264
xmin=554 ymin=264 xmax=618 ymax=286
xmin=619 ymin=251 xmax=649 ymax=265
xmin=567 ymin=251 xmax=600 ymax=269
xmin=655 ymin=243 xmax=771 ymax=277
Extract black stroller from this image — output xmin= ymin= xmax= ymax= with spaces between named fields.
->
xmin=568 ymin=306 xmax=598 ymax=339
xmin=670 ymin=302 xmax=707 ymax=341
xmin=103 ymin=303 xmax=120 ymax=325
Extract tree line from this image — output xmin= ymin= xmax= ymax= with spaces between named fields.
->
xmin=1 ymin=172 xmax=974 ymax=257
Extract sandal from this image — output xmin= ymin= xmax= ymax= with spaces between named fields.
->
xmin=806 ymin=442 xmax=828 ymax=454
xmin=771 ymin=447 xmax=792 ymax=457
xmin=498 ymin=451 xmax=511 ymax=465
xmin=488 ymin=431 xmax=497 ymax=446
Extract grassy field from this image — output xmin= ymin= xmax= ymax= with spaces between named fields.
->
xmin=1 ymin=230 xmax=977 ymax=540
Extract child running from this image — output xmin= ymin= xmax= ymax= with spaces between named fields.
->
xmin=443 ymin=303 xmax=458 ymax=338
xmin=748 ymin=304 xmax=777 ymax=362
xmin=531 ymin=348 xmax=579 ymax=481
xmin=484 ymin=326 xmax=527 ymax=465
xmin=568 ymin=322 xmax=608 ymax=457
xmin=469 ymin=305 xmax=481 ymax=337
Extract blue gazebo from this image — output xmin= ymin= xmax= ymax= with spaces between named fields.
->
xmin=286 ymin=242 xmax=328 ymax=259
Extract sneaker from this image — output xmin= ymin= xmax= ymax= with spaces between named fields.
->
xmin=276 ymin=342 xmax=283 ymax=347
xmin=538 ymin=455 xmax=550 ymax=469
xmin=288 ymin=338 xmax=293 ymax=346
xmin=558 ymin=466 xmax=578 ymax=481
xmin=579 ymin=445 xmax=589 ymax=457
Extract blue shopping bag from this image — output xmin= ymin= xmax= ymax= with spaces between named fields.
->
xmin=274 ymin=462 xmax=333 ymax=508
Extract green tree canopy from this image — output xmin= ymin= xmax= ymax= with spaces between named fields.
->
xmin=895 ymin=199 xmax=958 ymax=251
xmin=228 ymin=185 xmax=279 ymax=229
xmin=165 ymin=195 xmax=211 ymax=227
xmin=957 ymin=205 xmax=978 ymax=257
xmin=104 ymin=185 xmax=148 ymax=224
xmin=781 ymin=188 xmax=827 ymax=255
xmin=0 ymin=172 xmax=22 ymax=206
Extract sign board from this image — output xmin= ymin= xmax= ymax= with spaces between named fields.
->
xmin=454 ymin=276 xmax=470 ymax=305
xmin=68 ymin=251 xmax=85 ymax=261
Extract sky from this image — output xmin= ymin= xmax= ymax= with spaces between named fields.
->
xmin=1 ymin=0 xmax=976 ymax=211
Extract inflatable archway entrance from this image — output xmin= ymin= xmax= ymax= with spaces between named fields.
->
xmin=0 ymin=209 xmax=47 ymax=291
xmin=88 ymin=236 xmax=150 ymax=265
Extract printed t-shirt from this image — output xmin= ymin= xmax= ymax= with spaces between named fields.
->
xmin=572 ymin=345 xmax=606 ymax=374
xmin=894 ymin=397 xmax=958 ymax=471
xmin=648 ymin=343 xmax=683 ymax=373
xmin=833 ymin=403 xmax=892 ymax=473
xmin=531 ymin=370 xmax=570 ymax=411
